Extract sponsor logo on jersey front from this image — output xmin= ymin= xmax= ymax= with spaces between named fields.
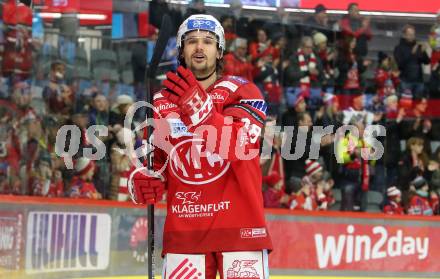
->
xmin=157 ymin=102 xmax=177 ymax=113
xmin=172 ymin=191 xmax=231 ymax=218
xmin=210 ymin=90 xmax=228 ymax=103
xmin=169 ymin=138 xmax=230 ymax=185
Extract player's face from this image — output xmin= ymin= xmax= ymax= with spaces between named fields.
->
xmin=182 ymin=30 xmax=221 ymax=78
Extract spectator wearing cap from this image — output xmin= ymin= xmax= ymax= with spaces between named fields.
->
xmin=313 ymin=32 xmax=336 ymax=93
xmin=429 ymin=11 xmax=440 ymax=97
xmin=394 ymin=24 xmax=430 ymax=99
xmin=109 ymin=94 xmax=134 ymax=133
xmin=284 ymin=36 xmax=323 ymax=114
xmin=339 ymin=3 xmax=372 ymax=58
xmin=262 ymin=171 xmax=289 ymax=208
xmin=315 ymin=93 xmax=341 ymax=127
xmin=68 ymin=157 xmax=101 ymax=199
xmin=42 ymin=60 xmax=74 ymax=116
xmin=383 ymin=186 xmax=404 ymax=215
xmin=406 ymin=176 xmax=433 ymax=215
xmin=303 ymin=4 xmax=333 ymax=41
xmin=223 ymin=38 xmax=254 ymax=82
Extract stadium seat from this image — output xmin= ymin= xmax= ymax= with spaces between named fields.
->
xmin=366 ymin=191 xmax=383 ymax=213
xmin=117 ymin=50 xmax=132 ymax=71
xmin=121 ymin=69 xmax=134 ymax=84
xmin=93 ymin=67 xmax=119 ymax=83
xmin=74 ymin=47 xmax=89 ymax=68
xmin=91 ymin=49 xmax=117 ymax=69
xmin=329 ymin=188 xmax=342 ymax=211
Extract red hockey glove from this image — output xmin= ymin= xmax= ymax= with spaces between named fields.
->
xmin=162 ymin=66 xmax=214 ymax=128
xmin=128 ymin=169 xmax=165 ymax=205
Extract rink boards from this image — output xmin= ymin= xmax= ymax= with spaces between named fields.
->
xmin=1 ymin=195 xmax=440 ymax=279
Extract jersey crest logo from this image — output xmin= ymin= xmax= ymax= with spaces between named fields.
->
xmin=169 ymin=139 xmax=230 ymax=185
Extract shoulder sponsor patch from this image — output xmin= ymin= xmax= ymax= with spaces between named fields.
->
xmin=239 ymin=99 xmax=267 ymax=115
xmin=214 ymin=81 xmax=238 ymax=92
xmin=228 ymin=75 xmax=249 ymax=85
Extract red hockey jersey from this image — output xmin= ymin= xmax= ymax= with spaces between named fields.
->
xmin=152 ymin=75 xmax=272 ymax=254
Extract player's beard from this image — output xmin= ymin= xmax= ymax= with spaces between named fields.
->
xmin=187 ymin=56 xmax=216 ymax=79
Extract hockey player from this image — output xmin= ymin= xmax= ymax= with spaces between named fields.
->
xmin=129 ymin=14 xmax=272 ymax=279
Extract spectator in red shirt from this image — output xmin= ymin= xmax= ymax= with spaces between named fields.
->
xmin=69 ymin=157 xmax=101 ymax=199
xmin=375 ymin=52 xmax=400 ymax=100
xmin=407 ymin=176 xmax=433 ymax=216
xmin=289 ymin=176 xmax=318 ymax=211
xmin=223 ymin=38 xmax=254 ymax=81
xmin=249 ymin=28 xmax=280 ymax=65
xmin=42 ymin=60 xmax=74 ymax=116
xmin=339 ymin=2 xmax=372 ymax=58
xmin=383 ymin=186 xmax=404 ymax=215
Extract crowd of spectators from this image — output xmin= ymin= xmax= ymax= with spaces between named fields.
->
xmin=0 ymin=0 xmax=440 ymax=216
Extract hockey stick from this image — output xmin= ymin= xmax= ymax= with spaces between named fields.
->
xmin=145 ymin=14 xmax=173 ymax=279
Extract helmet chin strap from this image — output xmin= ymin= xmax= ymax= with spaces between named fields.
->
xmin=196 ymin=68 xmax=217 ymax=81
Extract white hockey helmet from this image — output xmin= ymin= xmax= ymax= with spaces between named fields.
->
xmin=177 ymin=14 xmax=225 ymax=52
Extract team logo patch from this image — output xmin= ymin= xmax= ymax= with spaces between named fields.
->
xmin=187 ymin=19 xmax=216 ymax=32
xmin=240 ymin=99 xmax=267 ymax=115
xmin=169 ymin=138 xmax=230 ymax=185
